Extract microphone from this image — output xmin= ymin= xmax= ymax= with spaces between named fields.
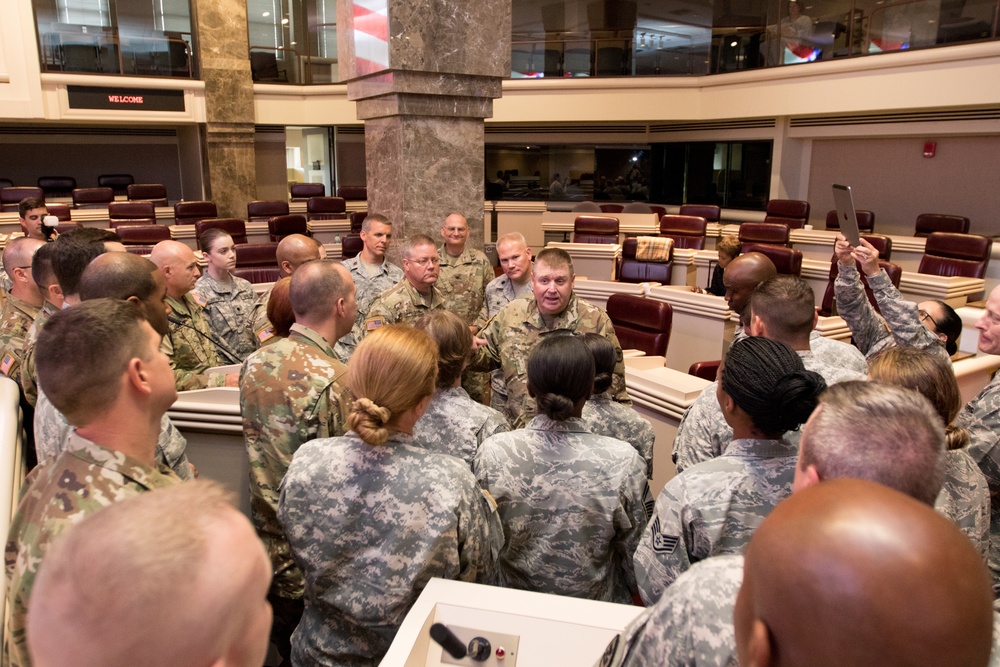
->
xmin=42 ymin=215 xmax=59 ymax=241
xmin=166 ymin=313 xmax=242 ymax=365
xmin=430 ymin=624 xmax=467 ymax=660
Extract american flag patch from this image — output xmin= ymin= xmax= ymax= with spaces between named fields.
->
xmin=191 ymin=293 xmax=207 ymax=307
xmin=651 ymin=517 xmax=680 ymax=554
xmin=365 ymin=318 xmax=384 ymax=331
xmin=0 ymin=354 xmax=13 ymax=376
xmin=256 ymin=326 xmax=275 ymax=342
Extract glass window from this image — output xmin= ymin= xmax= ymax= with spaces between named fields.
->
xmin=248 ymin=0 xmax=339 ymax=84
xmin=651 ymin=140 xmax=772 ymax=210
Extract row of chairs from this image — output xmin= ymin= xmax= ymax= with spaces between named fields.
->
xmin=0 ymin=175 xmax=139 ymax=199
xmin=0 ymin=184 xmax=169 ymax=211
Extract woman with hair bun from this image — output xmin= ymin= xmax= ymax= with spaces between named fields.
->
xmin=634 ymin=336 xmax=827 ymax=605
xmin=474 ymin=334 xmax=649 ymax=604
xmin=278 ymin=325 xmax=498 ymax=666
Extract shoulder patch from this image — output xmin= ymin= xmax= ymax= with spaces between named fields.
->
xmin=256 ymin=326 xmax=275 ymax=343
xmin=190 ymin=292 xmax=207 ymax=307
xmin=0 ymin=354 xmax=13 ymax=376
xmin=365 ymin=317 xmax=385 ymax=331
xmin=650 ymin=517 xmax=680 ymax=554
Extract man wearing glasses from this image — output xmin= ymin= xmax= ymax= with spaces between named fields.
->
xmin=358 ymin=234 xmax=445 ymax=339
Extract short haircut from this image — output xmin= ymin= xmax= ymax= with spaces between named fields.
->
xmin=582 ymin=332 xmax=616 ymax=395
xmin=402 ymin=234 xmax=437 ymax=259
xmin=51 ymin=229 xmax=117 ymax=295
xmin=266 ymin=276 xmax=294 ymax=337
xmin=535 ymin=247 xmax=574 ymax=275
xmin=361 ymin=213 xmax=390 ymax=233
xmin=750 ymin=276 xmax=816 ymax=340
xmin=414 ymin=310 xmax=472 ymax=388
xmin=18 ymin=197 xmax=45 ymax=218
xmin=31 ymin=243 xmax=58 ymax=291
xmin=800 ymin=381 xmax=946 ymax=505
xmin=347 ymin=325 xmax=438 ymax=446
xmin=79 ymin=253 xmax=159 ymax=303
xmin=527 ymin=334 xmax=595 ymax=420
xmin=36 ymin=299 xmax=150 ymax=425
xmin=497 ymin=232 xmax=527 ymax=250
xmin=717 ymin=235 xmax=741 ymax=260
xmin=197 ymin=227 xmax=232 ymax=254
xmin=931 ymin=300 xmax=962 ymax=357
xmin=275 ymin=234 xmax=322 ymax=273
xmin=2 ymin=237 xmax=41 ymax=279
xmin=289 ymin=260 xmax=348 ymax=322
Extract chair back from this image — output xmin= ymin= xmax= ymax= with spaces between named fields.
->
xmin=117 ymin=224 xmax=171 ymax=246
xmin=174 ymin=200 xmax=218 ymax=225
xmin=109 ymin=201 xmax=156 ymax=225
xmin=820 ymin=258 xmax=902 ymax=317
xmin=127 ymin=184 xmax=168 ymax=207
xmin=337 ymin=186 xmax=368 ymax=201
xmin=247 ymin=200 xmax=289 ymax=222
xmin=350 ymin=210 xmax=368 ymax=233
xmin=290 ymin=183 xmax=325 ymax=201
xmin=600 ymin=204 xmax=624 ymax=214
xmin=679 ymin=204 xmax=721 ymax=223
xmin=746 ymin=244 xmax=802 ymax=276
xmin=72 ymin=187 xmax=115 ymax=209
xmin=341 ymin=234 xmax=364 ymax=259
xmin=37 ymin=177 xmax=77 ymax=198
xmin=688 ymin=360 xmax=721 ymax=382
xmin=195 ymin=218 xmax=248 ymax=245
xmin=571 ymin=201 xmax=602 ymax=213
xmin=97 ymin=174 xmax=134 ymax=196
xmin=918 ymin=232 xmax=991 ymax=279
xmin=915 ymin=213 xmax=970 ymax=237
xmin=606 ymin=294 xmax=673 ymax=357
xmin=0 ymin=187 xmax=44 ymax=212
xmin=825 ymin=209 xmax=875 ymax=233
xmin=659 ymin=214 xmax=707 ymax=250
xmin=738 ymin=222 xmax=790 ymax=251
xmin=573 ymin=215 xmax=619 ymax=244
xmin=764 ymin=199 xmax=810 ymax=229
xmin=618 ymin=238 xmax=673 ymax=284
xmin=268 ymin=214 xmax=308 ymax=242
xmin=621 ymin=202 xmax=653 ymax=214
xmin=45 ymin=204 xmax=72 ymax=221
xmin=307 ymin=196 xmax=347 ymax=221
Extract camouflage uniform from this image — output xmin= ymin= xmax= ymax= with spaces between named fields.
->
xmin=4 ymin=432 xmax=181 ymax=667
xmin=808 ymin=330 xmax=869 ymax=375
xmin=18 ymin=300 xmax=57 ymax=408
xmin=635 ymin=437 xmax=797 ymax=605
xmin=412 ymin=386 xmax=509 ymax=469
xmin=249 ymin=284 xmax=277 ymax=347
xmin=474 ymin=275 xmax=533 ymax=412
xmin=33 ymin=387 xmax=194 ymax=480
xmin=163 ymin=293 xmax=226 ymax=390
xmin=673 ymin=350 xmax=863 ymax=473
xmin=582 ymin=393 xmax=655 ymax=479
xmin=356 ymin=280 xmax=446 ymax=341
xmin=935 ymin=448 xmax=990 ymax=562
xmin=0 ymin=294 xmax=40 ymax=390
xmin=474 ymin=415 xmax=650 ymax=604
xmin=239 ymin=323 xmax=350 ymax=601
xmin=834 ymin=262 xmax=950 ymax=362
xmin=960 ymin=374 xmax=1000 ymax=596
xmin=191 ymin=272 xmax=257 ymax=362
xmin=438 ymin=246 xmax=492 ymax=326
xmin=278 ymin=431 xmax=498 ymax=666
xmin=472 ymin=293 xmax=630 ymax=428
xmin=334 ymin=256 xmax=403 ymax=360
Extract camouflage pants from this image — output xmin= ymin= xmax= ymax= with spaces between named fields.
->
xmin=462 ymin=368 xmax=490 ymax=406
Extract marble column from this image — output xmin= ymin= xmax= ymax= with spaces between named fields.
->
xmin=192 ymin=0 xmax=257 ymax=219
xmin=337 ymin=0 xmax=511 ymax=257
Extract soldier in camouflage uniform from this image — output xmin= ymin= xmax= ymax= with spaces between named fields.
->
xmin=191 ymin=228 xmax=258 ymax=361
xmin=636 ymin=338 xmax=825 ymax=605
xmin=249 ymin=234 xmax=321 ymax=347
xmin=834 ymin=235 xmax=956 ymax=362
xmin=240 ymin=260 xmax=355 ymax=664
xmin=720 ymin=251 xmax=776 ymax=340
xmin=15 ymin=241 xmax=62 ymax=408
xmin=0 ymin=198 xmax=51 ymax=295
xmin=4 ymin=300 xmax=183 ymax=667
xmin=278 ymin=325 xmax=498 ymax=666
xmin=475 ymin=336 xmax=649 ymax=604
xmin=0 ymin=238 xmax=44 ymax=389
xmin=472 ymin=247 xmax=630 ymax=428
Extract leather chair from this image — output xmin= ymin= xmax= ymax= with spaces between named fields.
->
xmin=307 ymin=196 xmax=347 ymax=221
xmin=109 ymin=201 xmax=157 ymax=228
xmin=337 ymin=186 xmax=368 ymax=201
xmin=127 ymin=184 xmax=168 ymax=207
xmin=268 ymin=214 xmax=308 ymax=242
xmin=600 ymin=204 xmax=624 ymax=214
xmin=573 ymin=215 xmax=619 ymax=244
xmin=0 ymin=187 xmax=43 ymax=212
xmin=606 ymin=293 xmax=673 ymax=357
xmin=659 ymin=214 xmax=708 ymax=250
xmin=618 ymin=237 xmax=673 ymax=284
xmin=174 ymin=200 xmax=218 ymax=225
xmin=679 ymin=204 xmax=721 ymax=223
xmin=915 ymin=213 xmax=970 ymax=237
xmin=341 ymin=234 xmax=364 ymax=259
xmin=247 ymin=200 xmax=289 ymax=223
xmin=764 ymin=199 xmax=810 ymax=229
xmin=232 ymin=242 xmax=280 ymax=283
xmin=117 ymin=224 xmax=170 ymax=246
xmin=688 ymin=360 xmax=721 ymax=382
xmin=825 ymin=209 xmax=875 ymax=233
xmin=55 ymin=222 xmax=82 ymax=235
xmin=622 ymin=202 xmax=653 ymax=214
xmin=98 ymin=174 xmax=135 ymax=196
xmin=649 ymin=205 xmax=667 ymax=219
xmin=37 ymin=176 xmax=77 ymax=198
xmin=746 ymin=244 xmax=802 ymax=276
xmin=917 ymin=232 xmax=991 ymax=279
xmin=738 ymin=222 xmax=790 ymax=251
xmin=862 ymin=233 xmax=893 ymax=261
xmin=571 ymin=201 xmax=602 ymax=213
xmin=350 ymin=210 xmax=367 ymax=233
xmin=819 ymin=258 xmax=902 ymax=317
xmin=46 ymin=204 xmax=72 ymax=221
xmin=290 ymin=183 xmax=325 ymax=201
xmin=72 ymin=187 xmax=115 ymax=209
xmin=195 ymin=218 xmax=248 ymax=245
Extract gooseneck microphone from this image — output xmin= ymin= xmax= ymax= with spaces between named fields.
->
xmin=166 ymin=313 xmax=242 ymax=365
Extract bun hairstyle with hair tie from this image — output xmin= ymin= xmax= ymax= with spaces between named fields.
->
xmin=527 ymin=334 xmax=595 ymax=421
xmin=346 ymin=325 xmax=438 ymax=446
xmin=581 ymin=332 xmax=615 ymax=395
xmin=930 ymin=300 xmax=962 ymax=357
xmin=721 ymin=337 xmax=827 ymax=436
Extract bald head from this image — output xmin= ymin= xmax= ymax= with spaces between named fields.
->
xmin=275 ymin=234 xmax=322 ymax=278
xmin=723 ymin=251 xmax=777 ymax=319
xmin=150 ymin=240 xmax=201 ymax=299
xmin=3 ymin=237 xmax=45 ymax=303
xmin=734 ymin=478 xmax=993 ymax=667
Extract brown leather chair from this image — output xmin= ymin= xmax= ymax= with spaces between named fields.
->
xmin=127 ymin=184 xmax=168 ymax=207
xmin=862 ymin=233 xmax=893 ymax=261
xmin=606 ymin=293 xmax=673 ymax=357
xmin=350 ymin=211 xmax=367 ymax=233
xmin=738 ymin=222 xmax=790 ymax=251
xmin=659 ymin=215 xmax=708 ymax=250
xmin=337 ymin=186 xmax=368 ymax=201
xmin=819 ymin=258 xmax=902 ymax=317
xmin=649 ymin=205 xmax=667 ymax=219
xmin=622 ymin=202 xmax=653 ymax=214
xmin=571 ymin=201 xmax=602 ymax=213
xmin=117 ymin=224 xmax=171 ymax=246
xmin=764 ymin=199 xmax=810 ymax=229
xmin=918 ymin=232 xmax=991 ymax=279
xmin=0 ymin=186 xmax=44 ymax=211
xmin=915 ymin=213 xmax=970 ymax=237
xmin=826 ymin=209 xmax=875 ymax=233
xmin=98 ymin=174 xmax=134 ymax=196
xmin=195 ymin=218 xmax=248 ymax=245
xmin=45 ymin=204 xmax=72 ymax=221
xmin=72 ymin=187 xmax=115 ymax=209
xmin=247 ymin=200 xmax=289 ymax=223
xmin=174 ymin=200 xmax=218 ymax=225
xmin=746 ymin=244 xmax=802 ymax=276
xmin=573 ymin=215 xmax=619 ymax=244
xmin=307 ymin=196 xmax=347 ymax=221
xmin=232 ymin=242 xmax=280 ymax=282
xmin=268 ymin=214 xmax=308 ymax=242
xmin=688 ymin=360 xmax=721 ymax=382
xmin=341 ymin=234 xmax=364 ymax=259
xmin=290 ymin=183 xmax=325 ymax=201
xmin=679 ymin=204 xmax=721 ymax=223
xmin=37 ymin=176 xmax=77 ymax=198
xmin=55 ymin=222 xmax=82 ymax=235
xmin=109 ymin=201 xmax=157 ymax=228
xmin=618 ymin=237 xmax=673 ymax=284
xmin=600 ymin=204 xmax=624 ymax=214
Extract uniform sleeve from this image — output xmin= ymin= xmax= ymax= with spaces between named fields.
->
xmin=455 ymin=472 xmax=500 ymax=585
xmin=468 ymin=314 xmax=502 ymax=373
xmin=867 ymin=269 xmax=950 ymax=359
xmin=477 ymin=409 xmax=510 ymax=445
xmin=633 ymin=477 xmax=695 ymax=605
xmin=833 ymin=262 xmax=890 ymax=357
xmin=615 ymin=454 xmax=652 ymax=597
xmin=961 ymin=380 xmax=1000 ymax=488
xmin=673 ymin=383 xmax=732 ymax=473
xmin=358 ymin=296 xmax=390 ymax=342
xmin=18 ymin=340 xmax=38 ymax=408
xmin=157 ymin=415 xmax=194 ymax=480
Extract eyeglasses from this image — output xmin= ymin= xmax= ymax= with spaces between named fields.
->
xmin=918 ymin=309 xmax=940 ymax=330
xmin=407 ymin=257 xmax=440 ymax=267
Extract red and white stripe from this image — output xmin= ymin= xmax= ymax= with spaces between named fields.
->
xmin=353 ymin=0 xmax=390 ymax=75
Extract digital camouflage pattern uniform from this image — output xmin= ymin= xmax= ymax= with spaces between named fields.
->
xmin=807 ymin=330 xmax=868 ymax=375
xmin=582 ymin=393 xmax=655 ymax=479
xmin=239 ymin=323 xmax=350 ymax=601
xmin=249 ymin=283 xmax=278 ymax=347
xmin=332 ymin=255 xmax=403 ymax=360
xmin=635 ymin=437 xmax=797 ymax=605
xmin=412 ymin=386 xmax=509 ymax=469
xmin=474 ymin=415 xmax=650 ymax=604
xmin=18 ymin=300 xmax=57 ymax=408
xmin=0 ymin=294 xmax=40 ymax=390
xmin=834 ymin=263 xmax=950 ymax=362
xmin=960 ymin=373 xmax=1000 ymax=596
xmin=438 ymin=246 xmax=493 ymax=404
xmin=278 ymin=432 xmax=499 ymax=666
xmin=935 ymin=447 xmax=990 ymax=562
xmin=474 ymin=275 xmax=532 ymax=413
xmin=163 ymin=293 xmax=226 ymax=390
xmin=356 ymin=279 xmax=446 ymax=341
xmin=3 ymin=432 xmax=181 ymax=667
xmin=673 ymin=350 xmax=861 ymax=473
xmin=472 ymin=293 xmax=630 ymax=428
xmin=191 ymin=272 xmax=257 ymax=362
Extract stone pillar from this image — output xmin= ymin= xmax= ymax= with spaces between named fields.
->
xmin=337 ymin=0 xmax=511 ymax=257
xmin=192 ymin=0 xmax=256 ymax=218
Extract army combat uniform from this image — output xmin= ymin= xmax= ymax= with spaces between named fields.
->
xmin=935 ymin=448 xmax=991 ymax=563
xmin=191 ymin=272 xmax=257 ymax=362
xmin=164 ymin=293 xmax=226 ymax=391
xmin=17 ymin=300 xmax=57 ymax=408
xmin=438 ymin=246 xmax=493 ymax=404
xmin=4 ymin=433 xmax=180 ymax=667
xmin=634 ymin=437 xmax=797 ymax=606
xmin=472 ymin=293 xmax=630 ymax=428
xmin=0 ymin=294 xmax=40 ymax=390
xmin=356 ymin=280 xmax=446 ymax=341
xmin=412 ymin=386 xmax=509 ymax=469
xmin=474 ymin=275 xmax=532 ymax=413
xmin=278 ymin=432 xmax=499 ymax=666
xmin=582 ymin=393 xmax=655 ymax=479
xmin=332 ymin=255 xmax=403 ymax=360
xmin=474 ymin=415 xmax=650 ymax=604
xmin=960 ymin=373 xmax=1000 ymax=596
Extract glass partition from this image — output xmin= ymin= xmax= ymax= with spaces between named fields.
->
xmin=248 ymin=0 xmax=339 ymax=84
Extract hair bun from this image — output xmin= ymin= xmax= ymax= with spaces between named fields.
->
xmin=352 ymin=397 xmax=392 ymax=426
